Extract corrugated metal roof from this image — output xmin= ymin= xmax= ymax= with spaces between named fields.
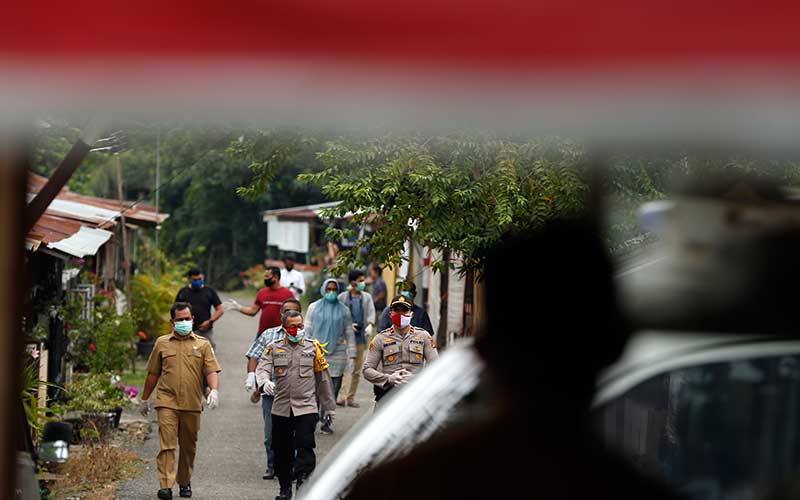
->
xmin=27 ymin=195 xmax=120 ymax=227
xmin=263 ymin=201 xmax=343 ymax=221
xmin=46 ymin=226 xmax=113 ymax=258
xmin=28 ymin=173 xmax=169 ymax=226
xmin=29 ymin=213 xmax=83 ymax=243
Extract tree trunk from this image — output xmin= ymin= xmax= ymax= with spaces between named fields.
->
xmin=2 ymin=139 xmax=30 ymax=497
xmin=437 ymin=248 xmax=450 ymax=350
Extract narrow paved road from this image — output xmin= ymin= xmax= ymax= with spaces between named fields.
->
xmin=118 ymin=294 xmax=372 ymax=500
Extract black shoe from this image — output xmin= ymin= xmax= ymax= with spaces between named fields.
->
xmin=263 ymin=467 xmax=276 ymax=480
xmin=275 ymin=486 xmax=293 ymax=500
xmin=157 ymin=488 xmax=173 ymax=500
xmin=179 ymin=483 xmax=192 ymax=498
xmin=320 ymin=421 xmax=333 ymax=434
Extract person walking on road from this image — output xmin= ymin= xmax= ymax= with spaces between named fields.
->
xmin=305 ymin=278 xmax=355 ymax=433
xmin=368 ymin=264 xmax=387 ymax=313
xmin=227 ymin=266 xmax=294 ymax=338
xmin=376 ymin=281 xmax=434 ymax=334
xmin=244 ymin=298 xmax=302 ymax=481
xmin=337 ymin=269 xmax=375 ymax=407
xmin=256 ymin=310 xmax=336 ymax=500
xmin=279 ymin=253 xmax=306 ymax=300
xmin=364 ymin=294 xmax=438 ymax=406
xmin=139 ymin=302 xmax=222 ymax=500
xmin=175 ymin=268 xmax=224 ymax=349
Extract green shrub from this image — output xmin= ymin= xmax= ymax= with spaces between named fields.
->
xmin=67 ymin=302 xmax=135 ymax=374
xmin=131 ymin=274 xmax=174 ymax=340
xmin=63 ymin=373 xmax=132 ymax=413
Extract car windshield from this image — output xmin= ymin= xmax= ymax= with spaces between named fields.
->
xmin=595 ymin=350 xmax=800 ymax=500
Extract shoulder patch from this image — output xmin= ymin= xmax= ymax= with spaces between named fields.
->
xmin=379 ymin=327 xmax=393 ymax=335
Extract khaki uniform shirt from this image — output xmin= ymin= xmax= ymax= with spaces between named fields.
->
xmin=146 ymin=332 xmax=221 ymax=412
xmin=363 ymin=326 xmax=439 ymax=387
xmin=255 ymin=337 xmax=336 ymax=418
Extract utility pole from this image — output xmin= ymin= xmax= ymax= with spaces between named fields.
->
xmin=154 ymin=129 xmax=160 ymax=284
xmin=115 ymin=154 xmax=132 ymax=312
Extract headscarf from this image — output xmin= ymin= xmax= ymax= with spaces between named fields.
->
xmin=309 ymin=278 xmax=349 ymax=349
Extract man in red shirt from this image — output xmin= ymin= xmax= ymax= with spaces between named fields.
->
xmin=227 ymin=266 xmax=295 ymax=338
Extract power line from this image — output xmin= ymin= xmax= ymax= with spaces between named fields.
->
xmin=98 ymin=161 xmax=189 ymax=226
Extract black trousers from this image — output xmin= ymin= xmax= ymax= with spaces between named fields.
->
xmin=272 ymin=412 xmax=318 ymax=489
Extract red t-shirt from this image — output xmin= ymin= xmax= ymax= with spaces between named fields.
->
xmin=254 ymin=286 xmax=295 ymax=335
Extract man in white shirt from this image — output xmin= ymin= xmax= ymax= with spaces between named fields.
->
xmin=279 ymin=253 xmax=306 ymax=300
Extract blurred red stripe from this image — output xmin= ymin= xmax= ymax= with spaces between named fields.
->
xmin=3 ymin=1 xmax=800 ymax=66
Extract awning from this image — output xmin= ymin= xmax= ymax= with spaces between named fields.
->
xmin=46 ymin=226 xmax=113 ymax=258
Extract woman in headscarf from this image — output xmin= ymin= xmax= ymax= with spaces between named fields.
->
xmin=305 ymin=278 xmax=356 ymax=433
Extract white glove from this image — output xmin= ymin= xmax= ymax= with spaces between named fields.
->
xmin=346 ymin=357 xmax=356 ymax=374
xmin=206 ymin=389 xmax=220 ymax=409
xmin=139 ymin=399 xmax=150 ymax=416
xmin=364 ymin=324 xmax=374 ymax=338
xmin=261 ymin=379 xmax=276 ymax=396
xmin=245 ymin=372 xmax=256 ymax=392
xmin=225 ymin=299 xmax=243 ymax=311
xmin=388 ymin=370 xmax=410 ymax=386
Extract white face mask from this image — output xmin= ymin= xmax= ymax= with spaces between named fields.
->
xmin=399 ymin=314 xmax=412 ymax=329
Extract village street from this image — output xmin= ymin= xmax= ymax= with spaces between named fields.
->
xmin=117 ymin=294 xmax=373 ymax=500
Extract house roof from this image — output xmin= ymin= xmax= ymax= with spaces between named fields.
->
xmin=28 ymin=173 xmax=168 ymax=227
xmin=26 ymin=172 xmax=167 ymax=258
xmin=26 ymin=213 xmax=113 ymax=258
xmin=262 ymin=202 xmax=342 ymax=222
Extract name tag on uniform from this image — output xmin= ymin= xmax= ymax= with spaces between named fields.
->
xmin=191 ymin=346 xmax=196 ymax=356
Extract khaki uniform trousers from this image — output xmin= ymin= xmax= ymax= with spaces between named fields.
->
xmin=156 ymin=408 xmax=201 ymax=488
xmin=340 ymin=342 xmax=366 ymax=402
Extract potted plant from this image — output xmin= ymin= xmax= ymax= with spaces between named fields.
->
xmin=63 ymin=373 xmax=135 ymax=441
xmin=136 ymin=330 xmax=155 ymax=358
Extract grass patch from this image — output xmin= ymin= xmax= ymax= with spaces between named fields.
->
xmin=119 ymin=359 xmax=149 ymax=388
xmin=44 ymin=444 xmax=143 ymax=500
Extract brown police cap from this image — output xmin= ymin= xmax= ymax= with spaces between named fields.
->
xmin=390 ymin=295 xmax=413 ymax=310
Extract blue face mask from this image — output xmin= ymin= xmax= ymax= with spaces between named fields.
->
xmin=190 ymin=279 xmax=204 ymax=289
xmin=324 ymin=291 xmax=338 ymax=303
xmin=401 ymin=291 xmax=415 ymax=301
xmin=174 ymin=319 xmax=193 ymax=336
xmin=356 ymin=282 xmax=366 ymax=292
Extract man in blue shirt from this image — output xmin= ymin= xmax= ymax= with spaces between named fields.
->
xmin=244 ymin=298 xmax=301 ymax=480
xmin=337 ymin=269 xmax=376 ymax=407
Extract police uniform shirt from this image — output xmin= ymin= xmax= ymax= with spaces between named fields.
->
xmin=362 ymin=326 xmax=439 ymax=387
xmin=255 ymin=337 xmax=335 ymax=417
xmin=146 ymin=332 xmax=222 ymax=412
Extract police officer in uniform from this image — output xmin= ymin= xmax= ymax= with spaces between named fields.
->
xmin=256 ymin=310 xmax=336 ymax=500
xmin=363 ymin=294 xmax=438 ymax=405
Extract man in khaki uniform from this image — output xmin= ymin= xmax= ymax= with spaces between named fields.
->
xmin=363 ymin=294 xmax=438 ymax=405
xmin=256 ymin=310 xmax=336 ymax=500
xmin=140 ymin=302 xmax=222 ymax=500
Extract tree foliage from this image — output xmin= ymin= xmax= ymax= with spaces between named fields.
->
xmin=297 ymin=135 xmax=589 ymax=275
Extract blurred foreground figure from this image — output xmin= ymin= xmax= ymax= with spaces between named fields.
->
xmin=347 ymin=217 xmax=682 ymax=499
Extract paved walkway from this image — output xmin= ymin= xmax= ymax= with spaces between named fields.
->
xmin=117 ymin=294 xmax=373 ymax=500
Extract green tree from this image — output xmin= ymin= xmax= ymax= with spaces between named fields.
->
xmin=245 ymin=133 xmax=589 ymax=275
